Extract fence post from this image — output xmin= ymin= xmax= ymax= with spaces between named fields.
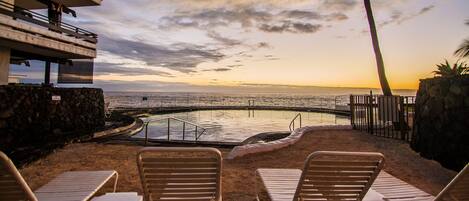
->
xmin=167 ymin=118 xmax=170 ymax=141
xmin=144 ymin=122 xmax=148 ymax=146
xmin=350 ymin=95 xmax=355 ymax=129
xmin=368 ymin=91 xmax=374 ymax=134
xmin=182 ymin=122 xmax=186 ymax=140
xmin=399 ymin=96 xmax=406 ymax=140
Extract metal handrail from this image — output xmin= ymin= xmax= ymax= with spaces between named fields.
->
xmin=0 ymin=0 xmax=97 ymax=43
xmin=289 ymin=113 xmax=302 ymax=132
xmin=144 ymin=117 xmax=209 ymax=145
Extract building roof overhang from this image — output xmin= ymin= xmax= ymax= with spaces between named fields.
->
xmin=15 ymin=0 xmax=102 ymax=9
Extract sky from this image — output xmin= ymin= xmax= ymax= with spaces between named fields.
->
xmin=9 ymin=0 xmax=469 ymax=92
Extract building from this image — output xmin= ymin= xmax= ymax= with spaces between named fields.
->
xmin=0 ymin=0 xmax=102 ymax=85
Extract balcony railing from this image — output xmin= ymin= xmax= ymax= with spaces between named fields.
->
xmin=0 ymin=0 xmax=97 ymax=43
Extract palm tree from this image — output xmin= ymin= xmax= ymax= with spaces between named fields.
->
xmin=364 ymin=0 xmax=392 ymax=96
xmin=454 ymin=20 xmax=469 ymax=58
xmin=455 ymin=40 xmax=469 ymax=58
xmin=433 ymin=60 xmax=468 ymax=77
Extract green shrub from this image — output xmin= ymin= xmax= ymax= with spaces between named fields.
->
xmin=433 ymin=60 xmax=468 ymax=77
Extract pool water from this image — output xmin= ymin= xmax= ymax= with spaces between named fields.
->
xmin=135 ymin=110 xmax=350 ymax=142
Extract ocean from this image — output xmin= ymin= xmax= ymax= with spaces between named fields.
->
xmin=104 ymin=88 xmax=417 ymax=109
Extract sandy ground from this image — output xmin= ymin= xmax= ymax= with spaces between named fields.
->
xmin=20 ymin=129 xmax=457 ymax=201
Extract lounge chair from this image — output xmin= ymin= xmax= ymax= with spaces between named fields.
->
xmin=434 ymin=163 xmax=469 ymax=201
xmin=256 ymin=151 xmax=385 ymax=201
xmin=0 ymin=151 xmax=118 ymax=201
xmin=137 ymin=147 xmax=222 ymax=201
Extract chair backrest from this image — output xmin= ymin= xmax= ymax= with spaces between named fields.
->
xmin=0 ymin=151 xmax=38 ymax=201
xmin=435 ymin=163 xmax=469 ymax=201
xmin=137 ymin=147 xmax=222 ymax=201
xmin=293 ymin=151 xmax=385 ymax=201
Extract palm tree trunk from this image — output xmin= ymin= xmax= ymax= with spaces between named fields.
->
xmin=364 ymin=0 xmax=392 ymax=96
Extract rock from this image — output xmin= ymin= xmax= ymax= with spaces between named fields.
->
xmin=0 ymin=85 xmax=105 ymax=166
xmin=428 ymin=85 xmax=441 ymax=97
xmin=0 ymin=109 xmax=13 ymax=118
xmin=53 ymin=128 xmax=62 ymax=134
xmin=444 ymin=95 xmax=461 ymax=109
xmin=449 ymin=84 xmax=462 ymax=95
xmin=412 ymin=75 xmax=469 ymax=171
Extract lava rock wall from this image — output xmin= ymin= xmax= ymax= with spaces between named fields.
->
xmin=0 ymin=85 xmax=104 ymax=165
xmin=411 ymin=75 xmax=469 ymax=171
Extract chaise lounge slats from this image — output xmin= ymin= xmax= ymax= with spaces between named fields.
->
xmin=371 ymin=171 xmax=434 ymax=200
xmin=0 ymin=151 xmax=119 ymax=201
xmin=0 ymin=152 xmax=39 ymax=201
xmin=434 ymin=164 xmax=469 ymax=201
xmin=256 ymin=169 xmax=302 ymax=201
xmin=256 ymin=151 xmax=385 ymax=201
xmin=137 ymin=147 xmax=222 ymax=201
xmin=35 ymin=171 xmax=118 ymax=201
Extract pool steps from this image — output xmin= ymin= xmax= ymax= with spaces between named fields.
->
xmin=227 ymin=125 xmax=352 ymax=159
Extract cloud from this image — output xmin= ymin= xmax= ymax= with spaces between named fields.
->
xmin=202 ymin=67 xmax=233 ymax=72
xmin=320 ymin=0 xmax=358 ymax=11
xmin=324 ymin=13 xmax=349 ymax=21
xmin=159 ymin=8 xmax=273 ymax=30
xmin=98 ymin=35 xmax=225 ymax=73
xmin=258 ymin=21 xmax=322 ymax=33
xmin=281 ymin=10 xmax=348 ymax=21
xmin=206 ymin=31 xmax=243 ymax=47
xmin=70 ymin=0 xmax=357 ymax=79
xmin=94 ymin=62 xmax=174 ymax=77
xmin=418 ymin=5 xmax=434 ymax=14
xmin=378 ymin=5 xmax=435 ymax=28
xmin=226 ymin=64 xmax=243 ymax=68
xmin=281 ymin=10 xmax=322 ymax=19
xmin=257 ymin=42 xmax=271 ymax=48
xmin=155 ymin=0 xmax=313 ymax=10
xmin=160 ymin=6 xmax=344 ymax=35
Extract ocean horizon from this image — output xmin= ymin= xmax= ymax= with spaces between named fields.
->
xmin=105 ymin=87 xmax=417 ymax=109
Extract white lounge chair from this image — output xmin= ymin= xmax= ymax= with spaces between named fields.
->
xmin=137 ymin=147 xmax=222 ymax=201
xmin=256 ymin=151 xmax=385 ymax=201
xmin=434 ymin=163 xmax=469 ymax=201
xmin=369 ymin=163 xmax=469 ymax=201
xmin=0 ymin=151 xmax=119 ymax=201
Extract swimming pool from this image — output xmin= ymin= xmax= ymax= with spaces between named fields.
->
xmin=135 ymin=109 xmax=350 ymax=142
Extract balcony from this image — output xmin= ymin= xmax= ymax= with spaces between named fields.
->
xmin=0 ymin=0 xmax=98 ymax=60
xmin=15 ymin=0 xmax=102 ymax=9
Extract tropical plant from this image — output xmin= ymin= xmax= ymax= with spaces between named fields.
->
xmin=454 ymin=39 xmax=469 ymax=58
xmin=433 ymin=60 xmax=469 ymax=77
xmin=364 ymin=0 xmax=392 ymax=96
xmin=454 ymin=20 xmax=469 ymax=58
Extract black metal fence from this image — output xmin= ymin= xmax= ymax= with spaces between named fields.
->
xmin=0 ymin=0 xmax=97 ymax=43
xmin=350 ymin=94 xmax=415 ymax=142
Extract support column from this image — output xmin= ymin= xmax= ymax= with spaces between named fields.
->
xmin=0 ymin=47 xmax=10 ymax=85
xmin=44 ymin=61 xmax=51 ymax=85
xmin=0 ymin=0 xmax=14 ymax=85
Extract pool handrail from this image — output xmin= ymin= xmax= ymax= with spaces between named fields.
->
xmin=143 ymin=117 xmax=209 ymax=144
xmin=289 ymin=113 xmax=302 ymax=131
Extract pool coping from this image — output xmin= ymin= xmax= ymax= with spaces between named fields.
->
xmin=227 ymin=125 xmax=353 ymax=159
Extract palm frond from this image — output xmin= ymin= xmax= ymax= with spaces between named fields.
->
xmin=433 ymin=60 xmax=468 ymax=77
xmin=455 ymin=39 xmax=469 ymax=58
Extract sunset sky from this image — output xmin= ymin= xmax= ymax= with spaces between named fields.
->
xmin=10 ymin=0 xmax=469 ymax=92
